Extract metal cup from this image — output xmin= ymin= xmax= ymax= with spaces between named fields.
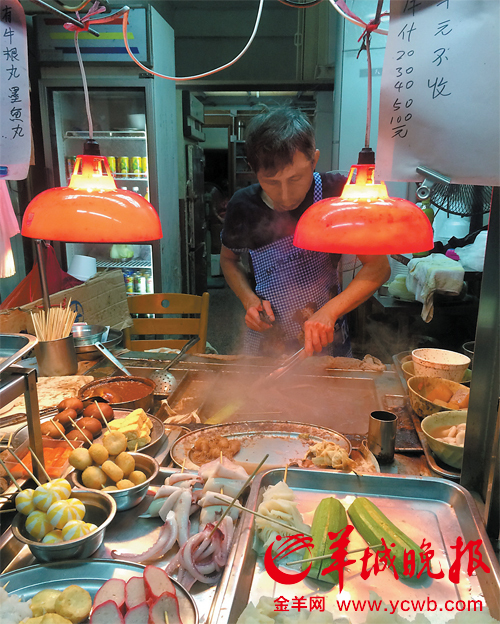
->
xmin=367 ymin=410 xmax=398 ymax=464
xmin=34 ymin=335 xmax=78 ymax=377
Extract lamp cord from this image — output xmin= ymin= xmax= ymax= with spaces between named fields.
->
xmin=74 ymin=31 xmax=94 ymax=139
xmin=121 ymin=0 xmax=264 ymax=81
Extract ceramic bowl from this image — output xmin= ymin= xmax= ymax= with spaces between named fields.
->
xmin=421 ymin=410 xmax=467 ymax=469
xmin=412 ymin=348 xmax=470 ymax=382
xmin=402 ymin=360 xmax=472 ymax=386
xmin=407 ymin=376 xmax=469 ymax=418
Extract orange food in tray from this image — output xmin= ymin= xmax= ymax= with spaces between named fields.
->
xmin=6 ymin=441 xmax=80 ymax=479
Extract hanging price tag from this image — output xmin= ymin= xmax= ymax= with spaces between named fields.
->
xmin=0 ymin=0 xmax=31 ymax=180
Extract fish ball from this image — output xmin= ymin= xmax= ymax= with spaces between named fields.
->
xmin=455 ymin=430 xmax=465 ymax=445
xmin=40 ymin=421 xmax=65 ymax=439
xmin=57 ymin=398 xmax=84 ymax=414
xmin=83 ymin=402 xmax=114 ymax=422
xmin=88 ymin=443 xmax=108 ymax=465
xmin=114 ymin=452 xmax=135 ymax=476
xmin=68 ymin=447 xmax=92 ymax=471
xmin=41 ymin=615 xmax=73 ymax=624
xmin=116 ymin=479 xmax=135 ymax=490
xmin=102 ymin=485 xmax=118 ymax=491
xmin=30 ymin=589 xmax=62 ymax=617
xmin=54 ymin=585 xmax=92 ymax=624
xmin=66 ymin=430 xmax=92 ymax=448
xmin=53 ymin=409 xmax=77 ymax=427
xmin=103 ymin=431 xmax=127 ymax=455
xmin=81 ymin=465 xmax=107 ymax=490
xmin=76 ymin=417 xmax=102 ymax=437
xmin=101 ymin=460 xmax=124 ymax=483
xmin=128 ymin=470 xmax=147 ymax=485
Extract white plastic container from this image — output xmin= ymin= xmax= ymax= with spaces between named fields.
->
xmin=67 ymin=254 xmax=97 ymax=282
xmin=412 ymin=348 xmax=470 ymax=382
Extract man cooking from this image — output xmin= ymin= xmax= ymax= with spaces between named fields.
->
xmin=220 ymin=106 xmax=390 ymax=357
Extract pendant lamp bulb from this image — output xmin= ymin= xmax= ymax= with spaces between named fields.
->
xmin=84 ymin=139 xmax=101 ymax=156
xmin=357 ymin=147 xmax=375 ymax=165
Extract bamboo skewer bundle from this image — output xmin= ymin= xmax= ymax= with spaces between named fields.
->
xmin=31 ymin=299 xmax=77 ymax=342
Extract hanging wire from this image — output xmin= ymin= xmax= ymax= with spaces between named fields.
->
xmin=74 ymin=31 xmax=94 ymax=139
xmin=327 ymin=0 xmax=388 ymax=35
xmin=121 ymin=0 xmax=265 ymax=81
xmin=53 ymin=0 xmax=93 ymax=11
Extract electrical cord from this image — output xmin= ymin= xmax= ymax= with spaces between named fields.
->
xmin=74 ymin=31 xmax=94 ymax=139
xmin=328 ymin=0 xmax=388 ymax=35
xmin=121 ymin=0 xmax=264 ymax=81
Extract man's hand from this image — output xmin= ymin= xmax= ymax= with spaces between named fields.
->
xmin=303 ymin=307 xmax=336 ymax=355
xmin=245 ymin=297 xmax=275 ymax=332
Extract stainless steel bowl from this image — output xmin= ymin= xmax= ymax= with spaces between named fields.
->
xmin=69 ymin=453 xmax=159 ymax=512
xmin=72 ymin=324 xmax=109 ymax=347
xmin=11 ymin=489 xmax=116 ymax=562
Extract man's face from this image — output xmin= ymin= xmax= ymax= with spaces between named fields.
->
xmin=257 ymin=149 xmax=320 ymax=212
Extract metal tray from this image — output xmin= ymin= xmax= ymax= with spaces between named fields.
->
xmin=0 ymin=334 xmax=38 ymax=375
xmin=170 ymin=421 xmax=351 ymax=472
xmin=210 ymin=468 xmax=500 ymax=624
xmin=1 ymin=468 xmax=237 ymax=623
xmin=11 ymin=409 xmax=165 ymax=456
xmin=74 ymin=328 xmax=123 ymax=360
xmin=0 ymin=558 xmax=198 ymax=623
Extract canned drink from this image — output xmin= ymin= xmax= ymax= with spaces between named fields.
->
xmin=141 ymin=157 xmax=148 ymax=176
xmin=134 ymin=271 xmax=147 ymax=294
xmin=131 ymin=156 xmax=141 ymax=175
xmin=118 ymin=156 xmax=129 ymax=177
xmin=66 ymin=156 xmax=76 ymax=180
xmin=146 ymin=272 xmax=154 ymax=293
xmin=107 ymin=156 xmax=116 ymax=175
xmin=123 ymin=270 xmax=134 ymax=294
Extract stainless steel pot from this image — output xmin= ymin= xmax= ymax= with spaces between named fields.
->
xmin=77 ymin=376 xmax=156 ymax=412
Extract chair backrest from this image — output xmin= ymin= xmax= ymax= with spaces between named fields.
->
xmin=123 ymin=292 xmax=209 ymax=353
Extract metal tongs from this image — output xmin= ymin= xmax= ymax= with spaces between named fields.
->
xmin=257 ymin=347 xmax=308 ymax=386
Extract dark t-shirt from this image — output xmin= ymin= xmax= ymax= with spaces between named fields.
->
xmin=221 ymin=172 xmax=346 ymax=252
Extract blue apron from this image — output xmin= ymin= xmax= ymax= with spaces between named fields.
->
xmin=244 ymin=173 xmax=352 ymax=357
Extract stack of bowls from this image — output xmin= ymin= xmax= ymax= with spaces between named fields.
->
xmin=411 ymin=348 xmax=471 ymax=382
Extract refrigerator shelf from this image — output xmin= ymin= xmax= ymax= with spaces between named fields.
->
xmin=97 ymin=259 xmax=151 ymax=269
xmin=64 ymin=130 xmax=147 ymax=139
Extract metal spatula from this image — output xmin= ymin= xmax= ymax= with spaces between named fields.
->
xmin=149 ymin=336 xmax=200 ymax=395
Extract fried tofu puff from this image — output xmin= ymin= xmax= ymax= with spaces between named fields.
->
xmin=54 ymin=586 xmax=92 ymax=624
xmin=30 ymin=589 xmax=62 ymax=616
xmin=40 ymin=614 xmax=73 ymax=624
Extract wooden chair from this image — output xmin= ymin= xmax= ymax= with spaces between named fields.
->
xmin=123 ymin=292 xmax=209 ymax=354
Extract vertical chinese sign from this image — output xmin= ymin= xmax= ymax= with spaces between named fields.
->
xmin=377 ymin=0 xmax=500 ymax=185
xmin=0 ymin=0 xmax=30 ymax=180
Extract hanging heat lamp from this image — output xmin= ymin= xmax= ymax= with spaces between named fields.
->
xmin=22 ymin=139 xmax=162 ymax=243
xmin=294 ymin=2 xmax=433 ymax=256
xmin=294 ymin=147 xmax=433 ymax=254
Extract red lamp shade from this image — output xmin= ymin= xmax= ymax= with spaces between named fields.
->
xmin=22 ymin=154 xmax=162 ymax=242
xmin=294 ymin=163 xmax=434 ymax=255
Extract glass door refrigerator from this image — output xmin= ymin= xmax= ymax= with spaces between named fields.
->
xmin=34 ymin=6 xmax=181 ymax=295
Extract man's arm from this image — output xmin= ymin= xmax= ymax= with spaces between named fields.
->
xmin=220 ymin=244 xmax=275 ymax=332
xmin=304 ymin=254 xmax=391 ymax=355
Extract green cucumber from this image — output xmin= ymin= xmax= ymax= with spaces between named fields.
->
xmin=348 ymin=497 xmax=425 ymax=578
xmin=303 ymin=497 xmax=348 ymax=584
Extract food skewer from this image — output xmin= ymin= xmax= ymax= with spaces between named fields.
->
xmin=213 ymin=494 xmax=312 ymax=537
xmin=7 ymin=448 xmax=42 ymax=486
xmin=134 ymin=441 xmax=139 ymax=452
xmin=49 ymin=417 xmax=75 ymax=448
xmin=180 ymin=458 xmax=186 ymax=474
xmin=7 ymin=432 xmax=14 ymax=448
xmin=28 ymin=446 xmax=51 ymax=482
xmin=95 ymin=401 xmax=111 ymax=432
xmin=209 ymin=454 xmax=269 ymax=538
xmin=67 ymin=416 xmax=93 ymax=445
xmin=285 ymin=543 xmax=383 ymax=566
xmin=164 ymin=613 xmax=169 ymax=624
xmin=283 ymin=464 xmax=288 ymax=484
xmin=0 ymin=458 xmax=22 ymax=491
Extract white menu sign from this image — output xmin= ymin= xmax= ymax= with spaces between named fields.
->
xmin=377 ymin=0 xmax=500 ymax=185
xmin=0 ymin=0 xmax=30 ymax=180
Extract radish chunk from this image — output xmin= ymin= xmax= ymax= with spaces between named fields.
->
xmin=93 ymin=579 xmax=126 ymax=613
xmin=125 ymin=577 xmax=147 ymax=610
xmin=90 ymin=600 xmax=125 ymax=624
xmin=124 ymin=603 xmax=149 ymax=624
xmin=144 ymin=565 xmax=176 ymax=603
xmin=148 ymin=592 xmax=183 ymax=624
